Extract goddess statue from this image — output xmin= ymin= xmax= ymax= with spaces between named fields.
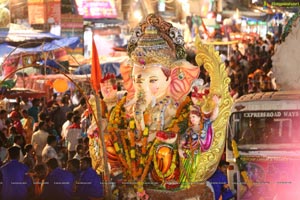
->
xmin=101 ymin=14 xmax=233 ymax=199
xmin=178 ymin=84 xmax=220 ymax=188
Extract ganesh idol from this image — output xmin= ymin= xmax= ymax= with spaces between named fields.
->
xmin=106 ymin=13 xmax=198 ymax=188
xmin=105 ymin=14 xmax=233 ymax=199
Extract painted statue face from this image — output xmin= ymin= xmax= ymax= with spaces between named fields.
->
xmin=100 ymin=80 xmax=117 ymax=99
xmin=190 ymin=113 xmax=201 ymax=126
xmin=132 ymin=64 xmax=171 ymax=102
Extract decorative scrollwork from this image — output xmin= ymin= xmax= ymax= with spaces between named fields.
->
xmin=191 ymin=36 xmax=233 ymax=182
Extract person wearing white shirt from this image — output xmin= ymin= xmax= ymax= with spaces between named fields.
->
xmin=65 ymin=115 xmax=82 ymax=160
xmin=73 ymin=144 xmax=85 ymax=160
xmin=61 ymin=112 xmax=74 ymax=145
xmin=31 ymin=121 xmax=49 ymax=164
xmin=12 ymin=135 xmax=24 ymax=162
xmin=42 ymin=135 xmax=58 ymax=163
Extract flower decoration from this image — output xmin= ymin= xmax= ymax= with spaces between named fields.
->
xmin=166 ymin=96 xmax=191 ymax=135
xmin=191 ymin=86 xmax=210 ymax=99
xmin=156 ymin=131 xmax=177 ymax=144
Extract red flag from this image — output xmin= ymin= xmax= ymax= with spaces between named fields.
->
xmin=90 ymin=38 xmax=102 ymax=92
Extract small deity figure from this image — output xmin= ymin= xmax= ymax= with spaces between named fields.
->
xmin=178 ymin=103 xmax=215 ymax=187
xmin=100 ymin=73 xmax=119 ymax=116
xmin=178 ymin=88 xmax=219 ymax=188
xmin=87 ymin=73 xmax=123 ymax=174
xmin=178 ymin=104 xmax=202 ymax=187
xmin=179 ymin=105 xmax=202 ymax=159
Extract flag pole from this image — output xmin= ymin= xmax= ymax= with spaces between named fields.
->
xmin=91 ymin=37 xmax=112 ymax=199
xmin=94 ymin=93 xmax=112 ymax=199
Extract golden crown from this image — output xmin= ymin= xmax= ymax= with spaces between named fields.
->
xmin=127 ymin=14 xmax=186 ymax=68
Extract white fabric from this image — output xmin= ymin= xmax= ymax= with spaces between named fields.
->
xmin=31 ymin=130 xmax=49 ymax=156
xmin=42 ymin=144 xmax=58 ymax=163
xmin=61 ymin=120 xmax=72 ymax=139
xmin=65 ymin=126 xmax=81 ymax=151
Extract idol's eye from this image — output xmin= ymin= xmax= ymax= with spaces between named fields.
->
xmin=150 ymin=79 xmax=158 ymax=83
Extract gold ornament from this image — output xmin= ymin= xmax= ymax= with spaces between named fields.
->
xmin=190 ymin=36 xmax=233 ymax=183
xmin=128 ymin=14 xmax=186 ymax=68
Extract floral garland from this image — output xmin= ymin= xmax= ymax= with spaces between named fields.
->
xmin=166 ymin=96 xmax=192 ymax=134
xmin=107 ymin=95 xmax=130 ymax=172
xmin=107 ymin=94 xmax=159 ymax=197
xmin=127 ymin=119 xmax=151 ymax=179
xmin=107 ymin=95 xmax=193 ymax=195
xmin=231 ymin=140 xmax=253 ymax=188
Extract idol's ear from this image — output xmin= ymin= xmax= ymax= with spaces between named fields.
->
xmin=168 ymin=61 xmax=200 ymax=102
xmin=120 ymin=63 xmax=135 ymax=99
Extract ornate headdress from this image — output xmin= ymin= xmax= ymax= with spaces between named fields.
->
xmin=189 ymin=105 xmax=201 ymax=117
xmin=127 ymin=14 xmax=186 ymax=68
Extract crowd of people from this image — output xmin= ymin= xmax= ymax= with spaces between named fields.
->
xmin=225 ymin=35 xmax=278 ymax=99
xmin=0 ymin=32 xmax=281 ymax=200
xmin=0 ymin=94 xmax=104 ymax=200
xmin=187 ymin=34 xmax=279 ymax=100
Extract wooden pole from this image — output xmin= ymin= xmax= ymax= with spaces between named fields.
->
xmin=94 ymin=93 xmax=112 ymax=199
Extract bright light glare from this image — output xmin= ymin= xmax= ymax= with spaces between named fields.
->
xmin=207 ymin=12 xmax=214 ymax=19
xmin=134 ymin=11 xmax=142 ymax=21
xmin=233 ymin=8 xmax=239 ymax=19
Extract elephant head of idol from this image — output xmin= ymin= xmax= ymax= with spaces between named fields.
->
xmin=120 ymin=14 xmax=200 ymax=130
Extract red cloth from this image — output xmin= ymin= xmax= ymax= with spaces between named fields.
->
xmin=10 ymin=111 xmax=19 ymax=118
xmin=13 ymin=120 xmax=25 ymax=136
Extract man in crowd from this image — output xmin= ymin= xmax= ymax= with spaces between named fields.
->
xmin=0 ymin=146 xmax=33 ymax=200
xmin=28 ymin=99 xmax=40 ymax=123
xmin=23 ymin=144 xmax=36 ymax=172
xmin=21 ymin=109 xmax=35 ymax=144
xmin=65 ymin=115 xmax=82 ymax=160
xmin=77 ymin=156 xmax=104 ymax=199
xmin=0 ymin=109 xmax=7 ymax=131
xmin=42 ymin=135 xmax=58 ymax=163
xmin=31 ymin=121 xmax=49 ymax=164
xmin=13 ymin=135 xmax=24 ymax=161
xmin=66 ymin=158 xmax=81 ymax=182
xmin=208 ymin=160 xmax=234 ymax=200
xmin=40 ymin=158 xmax=74 ymax=200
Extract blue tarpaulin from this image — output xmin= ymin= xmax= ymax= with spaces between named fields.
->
xmin=0 ymin=37 xmax=80 ymax=57
xmin=0 ymin=28 xmax=61 ymax=43
xmin=73 ymin=62 xmax=121 ymax=78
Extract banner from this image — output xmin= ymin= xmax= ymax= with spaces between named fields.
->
xmin=61 ymin=14 xmax=84 ymax=55
xmin=28 ymin=0 xmax=61 ymax=24
xmin=75 ymin=0 xmax=117 ymax=19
